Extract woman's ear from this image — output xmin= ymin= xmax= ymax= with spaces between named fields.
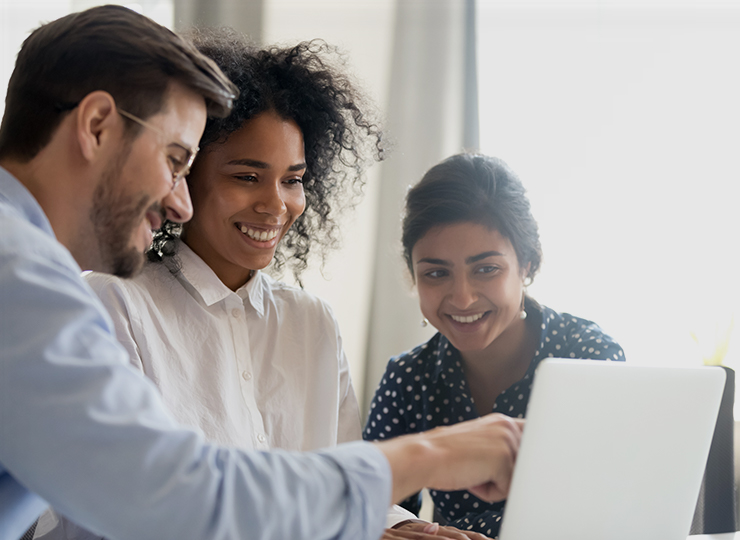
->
xmin=74 ymin=91 xmax=118 ymax=162
xmin=522 ymin=261 xmax=531 ymax=281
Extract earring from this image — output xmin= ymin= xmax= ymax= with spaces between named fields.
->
xmin=421 ymin=317 xmax=429 ymax=327
xmin=519 ymin=292 xmax=527 ymax=320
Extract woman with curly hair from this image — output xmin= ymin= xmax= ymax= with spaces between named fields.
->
xmin=148 ymin=29 xmax=382 ymax=282
xmin=36 ymin=29 xmax=434 ymax=540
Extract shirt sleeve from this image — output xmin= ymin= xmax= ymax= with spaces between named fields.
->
xmin=385 ymin=504 xmax=420 ymax=529
xmin=0 ymin=239 xmax=391 ymax=540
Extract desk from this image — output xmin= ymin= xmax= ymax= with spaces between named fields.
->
xmin=690 ymin=534 xmax=739 ymax=539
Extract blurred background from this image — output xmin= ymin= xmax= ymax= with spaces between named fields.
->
xmin=2 ymin=0 xmax=739 ymax=420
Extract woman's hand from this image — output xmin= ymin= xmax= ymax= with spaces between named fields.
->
xmin=384 ymin=521 xmax=493 ymax=539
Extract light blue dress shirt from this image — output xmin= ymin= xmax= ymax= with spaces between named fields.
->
xmin=0 ymin=166 xmax=391 ymax=540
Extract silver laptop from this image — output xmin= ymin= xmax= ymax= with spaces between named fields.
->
xmin=499 ymin=359 xmax=726 ymax=540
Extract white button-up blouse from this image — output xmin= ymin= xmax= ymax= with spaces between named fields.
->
xmin=85 ymin=241 xmax=362 ymax=452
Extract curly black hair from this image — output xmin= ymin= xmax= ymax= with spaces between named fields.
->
xmin=147 ymin=27 xmax=384 ymax=282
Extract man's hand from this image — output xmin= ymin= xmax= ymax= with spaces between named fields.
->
xmin=375 ymin=413 xmax=524 ymax=504
xmin=383 ymin=521 xmax=493 ymax=539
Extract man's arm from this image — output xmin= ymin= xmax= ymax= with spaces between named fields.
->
xmin=0 ymin=238 xmax=391 ymax=540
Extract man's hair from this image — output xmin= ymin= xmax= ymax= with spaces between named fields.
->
xmin=0 ymin=5 xmax=238 ymax=162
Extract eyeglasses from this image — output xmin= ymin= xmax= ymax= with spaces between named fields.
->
xmin=117 ymin=108 xmax=199 ymax=191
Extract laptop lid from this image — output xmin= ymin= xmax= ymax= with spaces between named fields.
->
xmin=499 ymin=359 xmax=726 ymax=540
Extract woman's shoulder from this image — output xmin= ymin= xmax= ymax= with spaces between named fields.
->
xmin=259 ymin=273 xmax=338 ymax=321
xmin=540 ymin=305 xmax=603 ymax=333
xmin=538 ymin=304 xmax=625 ymax=360
xmin=387 ymin=333 xmax=446 ymax=370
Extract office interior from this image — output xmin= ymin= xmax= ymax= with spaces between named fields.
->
xmin=2 ymin=0 xmax=739 ymax=527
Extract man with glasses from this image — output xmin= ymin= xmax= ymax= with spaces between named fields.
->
xmin=0 ymin=6 xmax=523 ymax=540
xmin=54 ymin=103 xmax=200 ymax=193
xmin=117 ymin=108 xmax=200 ymax=187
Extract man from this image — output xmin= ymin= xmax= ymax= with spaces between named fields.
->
xmin=0 ymin=6 xmax=523 ymax=540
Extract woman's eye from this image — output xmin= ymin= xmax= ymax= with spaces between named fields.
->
xmin=477 ymin=265 xmax=500 ymax=275
xmin=424 ymin=269 xmax=448 ymax=279
xmin=235 ymin=174 xmax=258 ymax=182
xmin=285 ymin=177 xmax=304 ymax=185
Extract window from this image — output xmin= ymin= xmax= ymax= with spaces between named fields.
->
xmin=0 ymin=1 xmax=173 ymax=119
xmin=477 ymin=2 xmax=740 ymax=397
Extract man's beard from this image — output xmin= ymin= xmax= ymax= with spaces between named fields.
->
xmin=89 ymin=156 xmax=163 ymax=278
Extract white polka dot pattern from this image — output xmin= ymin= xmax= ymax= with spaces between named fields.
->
xmin=363 ymin=301 xmax=625 ymax=537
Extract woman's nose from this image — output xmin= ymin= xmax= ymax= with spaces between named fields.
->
xmin=448 ymin=277 xmax=478 ymax=309
xmin=254 ymin=180 xmax=286 ymax=216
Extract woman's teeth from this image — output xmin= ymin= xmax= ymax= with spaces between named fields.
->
xmin=451 ymin=313 xmax=484 ymax=324
xmin=240 ymin=225 xmax=278 ymax=242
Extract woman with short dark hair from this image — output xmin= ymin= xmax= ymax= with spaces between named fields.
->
xmin=365 ymin=153 xmax=625 ymax=538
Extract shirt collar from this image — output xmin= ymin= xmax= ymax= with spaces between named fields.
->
xmin=0 ymin=166 xmax=55 ymax=238
xmin=175 ymin=241 xmax=237 ymax=306
xmin=174 ymin=240 xmax=265 ymax=316
xmin=238 ymin=269 xmax=265 ymax=317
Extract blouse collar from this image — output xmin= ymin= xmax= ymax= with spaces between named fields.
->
xmin=173 ymin=240 xmax=265 ymax=317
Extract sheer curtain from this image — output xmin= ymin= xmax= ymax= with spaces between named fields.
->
xmin=362 ymin=0 xmax=479 ymax=412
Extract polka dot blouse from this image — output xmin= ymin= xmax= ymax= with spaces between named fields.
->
xmin=363 ymin=299 xmax=625 ymax=538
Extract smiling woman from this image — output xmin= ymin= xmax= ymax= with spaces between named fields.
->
xmin=181 ymin=109 xmax=307 ymax=289
xmin=148 ymin=29 xmax=383 ymax=283
xmin=363 ymin=153 xmax=626 ymax=538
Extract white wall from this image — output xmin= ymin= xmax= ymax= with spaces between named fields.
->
xmin=0 ymin=1 xmax=173 ymax=119
xmin=0 ymin=1 xmax=70 ymax=119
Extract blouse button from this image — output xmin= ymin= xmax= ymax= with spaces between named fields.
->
xmin=242 ymin=371 xmax=252 ymax=381
xmin=257 ymin=434 xmax=266 ymax=443
xmin=231 ymin=308 xmax=241 ymax=318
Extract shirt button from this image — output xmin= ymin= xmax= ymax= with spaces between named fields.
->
xmin=257 ymin=434 xmax=266 ymax=443
xmin=242 ymin=371 xmax=252 ymax=381
xmin=231 ymin=308 xmax=241 ymax=318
